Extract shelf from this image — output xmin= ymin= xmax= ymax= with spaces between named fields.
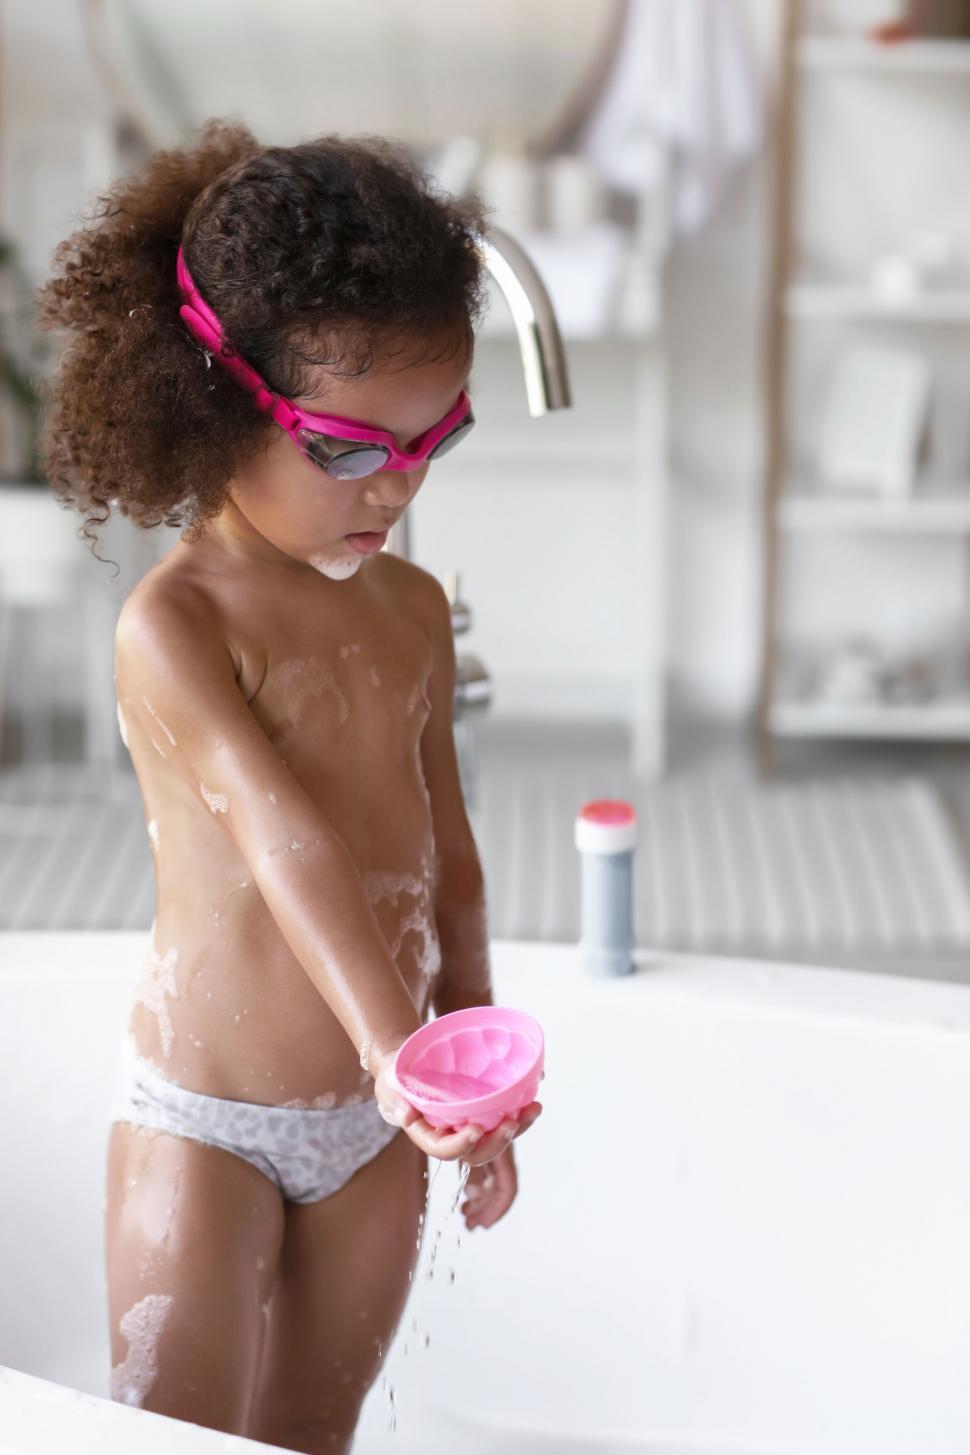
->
xmin=778 ymin=485 xmax=970 ymax=533
xmin=798 ymin=36 xmax=970 ymax=73
xmin=761 ymin=25 xmax=970 ymax=753
xmin=786 ymin=284 xmax=970 ymax=321
xmin=770 ymin=696 xmax=970 ymax=741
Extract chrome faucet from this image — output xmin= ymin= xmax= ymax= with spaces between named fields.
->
xmin=472 ymin=224 xmax=573 ymax=416
xmin=382 ymin=222 xmax=574 ymax=812
xmin=384 ymin=223 xmax=573 ymax=563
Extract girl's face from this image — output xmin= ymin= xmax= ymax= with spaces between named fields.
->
xmin=210 ymin=333 xmax=472 ymax=581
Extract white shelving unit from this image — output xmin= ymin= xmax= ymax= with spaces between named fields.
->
xmin=779 ymin=480 xmax=970 ymax=534
xmin=757 ymin=3 xmax=970 ymax=760
xmin=797 ymin=34 xmax=970 ymax=72
xmin=786 ymin=284 xmax=970 ymax=321
xmin=770 ymin=696 xmax=970 ymax=740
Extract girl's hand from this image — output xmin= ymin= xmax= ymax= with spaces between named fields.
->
xmin=373 ymin=1049 xmax=542 ymax=1169
xmin=462 ymin=1100 xmax=543 ymax=1229
xmin=372 ymin=1052 xmax=478 ymax=1163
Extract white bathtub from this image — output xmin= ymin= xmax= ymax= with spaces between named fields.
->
xmin=2 ymin=932 xmax=970 ymax=1455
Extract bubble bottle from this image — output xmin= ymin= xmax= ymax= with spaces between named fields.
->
xmin=574 ymin=799 xmax=637 ymax=977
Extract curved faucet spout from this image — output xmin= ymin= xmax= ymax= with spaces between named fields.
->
xmin=384 ymin=223 xmax=573 ymax=562
xmin=472 ymin=225 xmax=573 ymax=417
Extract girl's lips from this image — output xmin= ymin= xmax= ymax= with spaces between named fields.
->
xmin=345 ymin=529 xmax=389 ymax=555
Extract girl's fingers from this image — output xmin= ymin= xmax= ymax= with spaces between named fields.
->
xmin=462 ymin=1101 xmax=544 ymax=1164
xmin=405 ymin=1097 xmax=545 ymax=1163
xmin=412 ymin=1120 xmax=484 ymax=1160
xmin=463 ymin=1118 xmax=520 ymax=1166
xmin=377 ymin=1099 xmax=423 ymax=1134
xmin=512 ymin=1102 xmax=543 ymax=1138
xmin=464 ymin=1178 xmax=515 ymax=1229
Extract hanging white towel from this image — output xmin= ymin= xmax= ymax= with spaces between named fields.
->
xmin=578 ymin=0 xmax=763 ymax=236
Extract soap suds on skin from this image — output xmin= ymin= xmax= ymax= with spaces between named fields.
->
xmin=257 ymin=835 xmax=324 ymax=867
xmin=309 ymin=549 xmax=363 ymax=581
xmin=116 ymin=702 xmax=129 ymax=748
xmin=200 ymin=782 xmax=229 ymax=815
xmin=110 ymin=1292 xmax=174 ymax=1407
xmin=362 ymin=868 xmax=425 ymax=905
xmin=134 ymin=936 xmax=180 ymax=1058
xmin=363 ymin=855 xmax=442 ymax=998
xmin=281 ymin=1088 xmax=341 ymax=1109
xmin=146 ymin=819 xmax=159 ymax=852
xmin=142 ymin=697 xmax=177 ymax=746
xmin=135 ymin=1163 xmax=184 ymax=1285
xmin=268 ymin=656 xmax=350 ymax=727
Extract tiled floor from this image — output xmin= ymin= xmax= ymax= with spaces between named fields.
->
xmin=2 ymin=708 xmax=970 ymax=984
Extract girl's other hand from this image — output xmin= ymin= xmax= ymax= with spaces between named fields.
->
xmin=462 ymin=1100 xmax=543 ymax=1229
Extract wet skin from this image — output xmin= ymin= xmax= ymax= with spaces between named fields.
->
xmin=104 ymin=334 xmax=541 ymax=1450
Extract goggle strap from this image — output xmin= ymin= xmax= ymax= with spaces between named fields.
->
xmin=268 ymin=396 xmax=301 ymax=432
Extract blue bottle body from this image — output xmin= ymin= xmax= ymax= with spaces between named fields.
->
xmin=575 ymin=799 xmax=637 ymax=978
xmin=579 ymin=847 xmax=634 ymax=976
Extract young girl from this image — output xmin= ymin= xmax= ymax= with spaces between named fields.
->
xmin=36 ymin=117 xmax=542 ymax=1454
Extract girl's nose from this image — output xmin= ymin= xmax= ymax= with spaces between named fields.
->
xmin=362 ymin=468 xmax=426 ymax=512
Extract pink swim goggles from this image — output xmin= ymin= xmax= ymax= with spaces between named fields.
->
xmin=176 ymin=246 xmax=475 ymax=480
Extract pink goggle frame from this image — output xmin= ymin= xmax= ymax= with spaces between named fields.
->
xmin=176 ymin=246 xmax=475 ymax=480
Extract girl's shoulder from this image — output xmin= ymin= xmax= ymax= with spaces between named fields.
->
xmin=367 ymin=549 xmax=451 ymax=625
xmin=115 ymin=543 xmax=248 ymax=689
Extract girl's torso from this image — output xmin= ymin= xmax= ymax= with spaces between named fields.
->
xmin=117 ymin=539 xmax=441 ymax=1108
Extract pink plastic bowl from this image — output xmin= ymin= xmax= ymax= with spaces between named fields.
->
xmin=393 ymin=1006 xmax=544 ymax=1133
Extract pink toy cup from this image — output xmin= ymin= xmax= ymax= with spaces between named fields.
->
xmin=393 ymin=1006 xmax=544 ymax=1134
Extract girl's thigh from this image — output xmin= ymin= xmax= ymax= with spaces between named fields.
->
xmin=246 ymin=1127 xmax=428 ymax=1454
xmin=104 ymin=1120 xmax=285 ymax=1436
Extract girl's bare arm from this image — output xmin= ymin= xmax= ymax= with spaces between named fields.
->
xmin=114 ymin=580 xmax=422 ymax=1068
xmin=412 ymin=571 xmax=495 ymax=1018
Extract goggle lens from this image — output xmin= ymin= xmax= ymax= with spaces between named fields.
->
xmin=296 ymin=430 xmax=390 ymax=479
xmin=426 ymin=410 xmax=476 ymax=460
xmin=295 ymin=407 xmax=475 ymax=480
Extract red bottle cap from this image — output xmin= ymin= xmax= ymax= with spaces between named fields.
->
xmin=575 ymin=798 xmax=637 ymax=854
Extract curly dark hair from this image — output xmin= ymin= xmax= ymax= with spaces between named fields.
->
xmin=35 ymin=117 xmax=492 ymax=564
